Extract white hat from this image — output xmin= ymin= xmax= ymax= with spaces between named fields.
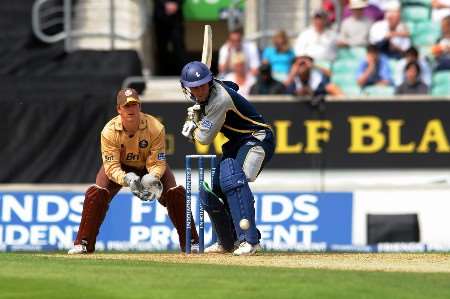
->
xmin=349 ymin=0 xmax=368 ymax=9
xmin=383 ymin=1 xmax=400 ymax=11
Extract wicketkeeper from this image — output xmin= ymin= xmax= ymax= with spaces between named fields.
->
xmin=68 ymin=88 xmax=199 ymax=254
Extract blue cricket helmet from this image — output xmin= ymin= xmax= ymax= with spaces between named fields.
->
xmin=180 ymin=61 xmax=213 ymax=88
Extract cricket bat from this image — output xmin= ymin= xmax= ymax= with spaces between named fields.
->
xmin=201 ymin=25 xmax=212 ymax=69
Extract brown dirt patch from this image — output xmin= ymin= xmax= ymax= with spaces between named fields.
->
xmin=43 ymin=252 xmax=450 ymax=273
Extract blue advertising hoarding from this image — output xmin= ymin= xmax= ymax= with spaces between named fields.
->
xmin=0 ymin=191 xmax=352 ymax=251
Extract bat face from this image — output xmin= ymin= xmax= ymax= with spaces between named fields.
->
xmin=201 ymin=25 xmax=212 ymax=69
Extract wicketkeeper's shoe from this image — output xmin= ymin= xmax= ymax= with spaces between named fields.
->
xmin=232 ymin=241 xmax=261 ymax=256
xmin=67 ymin=244 xmax=87 ymax=255
xmin=204 ymin=242 xmax=226 ymax=253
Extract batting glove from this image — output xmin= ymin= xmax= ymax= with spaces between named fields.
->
xmin=181 ymin=120 xmax=197 ymax=141
xmin=187 ymin=104 xmax=201 ymax=123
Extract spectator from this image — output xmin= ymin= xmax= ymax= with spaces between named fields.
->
xmin=223 ymin=52 xmax=256 ymax=97
xmin=357 ymin=44 xmax=392 ymax=87
xmin=218 ymin=27 xmax=260 ymax=77
xmin=395 ymin=62 xmax=429 ymax=95
xmin=394 ymin=47 xmax=432 ymax=86
xmin=286 ymin=55 xmax=343 ymax=97
xmin=153 ymin=0 xmax=186 ymax=75
xmin=369 ymin=2 xmax=411 ymax=58
xmin=338 ymin=0 xmax=373 ymax=48
xmin=293 ymin=10 xmax=338 ymax=61
xmin=343 ymin=0 xmax=384 ymax=22
xmin=249 ymin=64 xmax=286 ymax=95
xmin=261 ymin=30 xmax=295 ymax=82
xmin=431 ymin=15 xmax=450 ymax=71
xmin=432 ymin=0 xmax=450 ymax=23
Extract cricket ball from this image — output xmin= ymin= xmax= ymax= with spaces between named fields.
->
xmin=239 ymin=219 xmax=250 ymax=230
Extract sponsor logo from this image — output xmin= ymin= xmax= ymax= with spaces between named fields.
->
xmin=157 ymin=153 xmax=166 ymax=161
xmin=104 ymin=155 xmax=114 ymax=162
xmin=124 ymin=89 xmax=133 ymax=96
xmin=139 ymin=140 xmax=148 ymax=148
xmin=0 ymin=192 xmax=352 ymax=251
xmin=126 ymin=153 xmax=139 ymax=161
xmin=200 ymin=118 xmax=213 ymax=130
xmin=195 ymin=72 xmax=200 ymax=78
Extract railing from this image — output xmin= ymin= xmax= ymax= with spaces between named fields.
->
xmin=32 ymin=0 xmax=148 ymax=52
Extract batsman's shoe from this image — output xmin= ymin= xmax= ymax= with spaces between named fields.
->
xmin=67 ymin=244 xmax=87 ymax=255
xmin=204 ymin=242 xmax=226 ymax=253
xmin=205 ymin=241 xmax=240 ymax=253
xmin=233 ymin=241 xmax=261 ymax=256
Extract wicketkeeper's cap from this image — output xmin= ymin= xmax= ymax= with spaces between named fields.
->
xmin=117 ymin=88 xmax=141 ymax=106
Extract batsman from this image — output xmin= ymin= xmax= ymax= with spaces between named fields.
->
xmin=68 ymin=88 xmax=199 ymax=254
xmin=180 ymin=61 xmax=275 ymax=255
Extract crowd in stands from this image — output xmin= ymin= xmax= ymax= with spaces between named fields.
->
xmin=216 ymin=0 xmax=450 ymax=97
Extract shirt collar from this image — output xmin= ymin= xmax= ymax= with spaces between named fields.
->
xmin=114 ymin=113 xmax=147 ymax=131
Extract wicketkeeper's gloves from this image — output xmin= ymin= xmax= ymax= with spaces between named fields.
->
xmin=140 ymin=174 xmax=163 ymax=201
xmin=124 ymin=172 xmax=144 ymax=198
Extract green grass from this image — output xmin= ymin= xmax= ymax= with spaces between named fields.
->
xmin=1 ymin=253 xmax=450 ymax=299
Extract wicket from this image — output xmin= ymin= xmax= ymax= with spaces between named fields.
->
xmin=185 ymin=154 xmax=216 ymax=253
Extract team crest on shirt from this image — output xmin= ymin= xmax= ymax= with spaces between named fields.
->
xmin=157 ymin=153 xmax=166 ymax=161
xmin=139 ymin=140 xmax=148 ymax=148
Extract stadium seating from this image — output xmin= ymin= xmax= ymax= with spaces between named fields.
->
xmin=336 ymin=47 xmax=367 ymax=60
xmin=332 ymin=58 xmax=361 ymax=73
xmin=431 ymin=71 xmax=450 ymax=95
xmin=315 ymin=59 xmax=332 ymax=71
xmin=405 ymin=21 xmax=416 ymax=36
xmin=362 ymin=85 xmax=396 ymax=96
xmin=331 ymin=57 xmax=362 ymax=96
xmin=412 ymin=21 xmax=441 ymax=46
xmin=388 ymin=59 xmax=399 ymax=75
xmin=431 ymin=85 xmax=450 ymax=96
xmin=329 ymin=0 xmax=447 ymax=96
xmin=401 ymin=5 xmax=430 ymax=22
xmin=338 ymin=84 xmax=362 ymax=96
xmin=418 ymin=45 xmax=434 ymax=63
xmin=433 ymin=71 xmax=450 ymax=86
xmin=401 ymin=0 xmax=431 ymax=5
xmin=331 ymin=73 xmax=358 ymax=86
